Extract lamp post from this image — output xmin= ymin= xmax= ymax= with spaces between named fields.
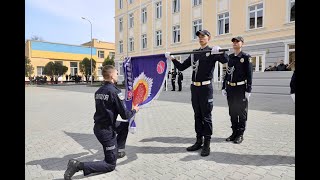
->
xmin=81 ymin=17 xmax=93 ymax=85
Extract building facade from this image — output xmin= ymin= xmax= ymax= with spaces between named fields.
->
xmin=25 ymin=39 xmax=115 ymax=81
xmin=114 ymin=0 xmax=295 ymax=85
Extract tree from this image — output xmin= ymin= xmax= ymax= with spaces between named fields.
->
xmin=43 ymin=61 xmax=68 ymax=77
xmin=102 ymin=55 xmax=115 ymax=66
xmin=25 ymin=56 xmax=34 ymax=77
xmin=31 ymin=35 xmax=44 ymax=41
xmin=80 ymin=57 xmax=96 ymax=83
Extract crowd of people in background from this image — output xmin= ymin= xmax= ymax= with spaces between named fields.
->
xmin=28 ymin=74 xmax=85 ymax=85
xmin=264 ymin=59 xmax=294 ymax=71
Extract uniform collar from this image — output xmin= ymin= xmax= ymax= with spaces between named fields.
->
xmin=231 ymin=51 xmax=243 ymax=58
xmin=104 ymin=81 xmax=114 ymax=85
xmin=235 ymin=51 xmax=243 ymax=57
xmin=199 ymin=45 xmax=210 ymax=51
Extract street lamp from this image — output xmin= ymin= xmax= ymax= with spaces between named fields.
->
xmin=81 ymin=17 xmax=93 ymax=85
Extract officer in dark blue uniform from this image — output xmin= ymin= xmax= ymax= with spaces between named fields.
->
xmin=222 ymin=36 xmax=253 ymax=144
xmin=165 ymin=30 xmax=229 ymax=156
xmin=170 ymin=69 xmax=177 ymax=91
xmin=290 ymin=70 xmax=295 ymax=102
xmin=177 ymin=71 xmax=183 ymax=91
xmin=64 ymin=65 xmax=139 ymax=180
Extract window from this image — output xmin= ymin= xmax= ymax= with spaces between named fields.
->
xmin=129 ymin=0 xmax=133 ymax=4
xmin=173 ymin=0 xmax=180 ymax=13
xmin=119 ymin=18 xmax=123 ymax=32
xmin=129 ymin=38 xmax=134 ymax=51
xmin=173 ymin=25 xmax=180 ymax=43
xmin=118 ymin=62 xmax=124 ymax=76
xmin=156 ymin=30 xmax=162 ymax=46
xmin=109 ymin=52 xmax=115 ymax=59
xmin=218 ymin=12 xmax=229 ymax=35
xmin=98 ymin=51 xmax=105 ymax=58
xmin=129 ymin=13 xmax=134 ymax=28
xmin=193 ymin=0 xmax=202 ymax=6
xmin=119 ymin=0 xmax=123 ymax=9
xmin=37 ymin=66 xmax=44 ymax=76
xmin=142 ymin=34 xmax=147 ymax=49
xmin=142 ymin=8 xmax=147 ymax=24
xmin=249 ymin=3 xmax=263 ymax=29
xmin=70 ymin=62 xmax=78 ymax=76
xmin=289 ymin=0 xmax=295 ymax=22
xmin=193 ymin=19 xmax=202 ymax=39
xmin=289 ymin=44 xmax=295 ymax=67
xmin=119 ymin=40 xmax=123 ymax=53
xmin=156 ymin=1 xmax=162 ymax=19
xmin=98 ymin=64 xmax=102 ymax=76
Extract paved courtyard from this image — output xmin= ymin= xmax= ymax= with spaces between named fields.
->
xmin=25 ymin=85 xmax=295 ymax=180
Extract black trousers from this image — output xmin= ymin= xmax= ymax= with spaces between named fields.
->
xmin=171 ymin=79 xmax=176 ymax=91
xmin=82 ymin=124 xmax=117 ymax=176
xmin=178 ymin=80 xmax=182 ymax=91
xmin=115 ymin=121 xmax=129 ymax=150
xmin=226 ymin=84 xmax=248 ymax=135
xmin=191 ymin=84 xmax=214 ymax=140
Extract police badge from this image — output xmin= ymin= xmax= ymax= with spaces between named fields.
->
xmin=240 ymin=58 xmax=244 ymax=63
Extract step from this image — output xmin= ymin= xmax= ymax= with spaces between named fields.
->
xmin=251 ymin=85 xmax=290 ymax=95
xmin=252 ymin=79 xmax=291 ymax=86
xmin=253 ymin=71 xmax=293 ymax=79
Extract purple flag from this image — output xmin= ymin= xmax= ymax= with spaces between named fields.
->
xmin=123 ymin=54 xmax=167 ymax=133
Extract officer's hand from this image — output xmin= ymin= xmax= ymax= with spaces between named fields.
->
xmin=290 ymin=93 xmax=295 ymax=103
xmin=222 ymin=89 xmax=227 ymax=96
xmin=165 ymin=52 xmax=174 ymax=60
xmin=133 ymin=105 xmax=140 ymax=112
xmin=211 ymin=46 xmax=222 ymax=54
xmin=245 ymin=92 xmax=251 ymax=101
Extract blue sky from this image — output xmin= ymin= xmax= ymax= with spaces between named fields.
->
xmin=25 ymin=0 xmax=115 ymax=45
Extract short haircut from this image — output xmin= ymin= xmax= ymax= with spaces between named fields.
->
xmin=102 ymin=65 xmax=116 ymax=79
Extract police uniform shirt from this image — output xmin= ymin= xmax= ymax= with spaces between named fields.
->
xmin=172 ymin=46 xmax=229 ymax=82
xmin=94 ymin=81 xmax=136 ymax=126
xmin=171 ymin=71 xmax=177 ymax=80
xmin=222 ymin=51 xmax=253 ymax=92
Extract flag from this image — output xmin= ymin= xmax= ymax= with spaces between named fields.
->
xmin=123 ymin=54 xmax=167 ymax=133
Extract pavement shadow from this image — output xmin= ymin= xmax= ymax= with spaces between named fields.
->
xmin=26 ymin=152 xmax=90 ymax=171
xmin=180 ymin=151 xmax=295 ymax=166
xmin=27 ymin=132 xmax=294 ymax=179
xmin=140 ymin=136 xmax=226 ymax=143
xmin=26 ymin=131 xmax=104 ymax=172
xmin=26 ymin=132 xmax=192 ymax=179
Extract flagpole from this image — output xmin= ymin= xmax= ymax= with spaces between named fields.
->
xmin=170 ymin=49 xmax=229 ymax=56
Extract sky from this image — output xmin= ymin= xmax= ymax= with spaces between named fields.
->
xmin=25 ymin=0 xmax=115 ymax=45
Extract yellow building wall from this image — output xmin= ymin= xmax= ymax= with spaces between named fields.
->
xmin=31 ymin=50 xmax=98 ymax=61
xmin=26 ymin=39 xmax=115 ymax=79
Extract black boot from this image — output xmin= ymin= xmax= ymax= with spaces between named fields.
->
xmin=64 ymin=159 xmax=82 ymax=180
xmin=226 ymin=129 xmax=237 ymax=142
xmin=118 ymin=151 xmax=126 ymax=158
xmin=200 ymin=138 xmax=210 ymax=156
xmin=234 ymin=130 xmax=244 ymax=144
xmin=186 ymin=137 xmax=203 ymax=151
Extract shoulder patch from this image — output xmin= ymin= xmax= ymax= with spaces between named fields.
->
xmin=95 ymin=93 xmax=109 ymax=101
xmin=118 ymin=93 xmax=125 ymax=100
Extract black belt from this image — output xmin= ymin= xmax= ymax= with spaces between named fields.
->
xmin=95 ymin=122 xmax=112 ymax=129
